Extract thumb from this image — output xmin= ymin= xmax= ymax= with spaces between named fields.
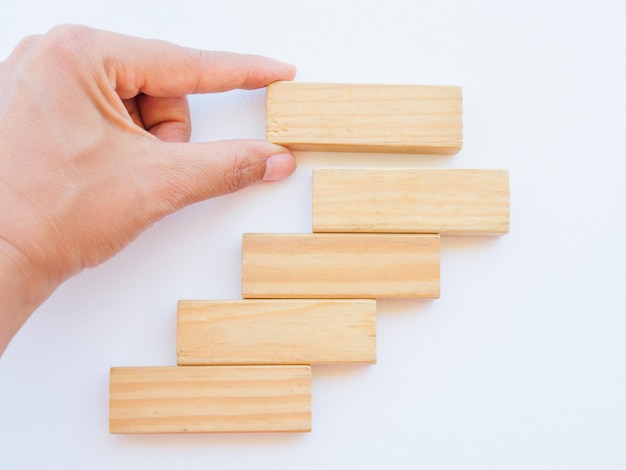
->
xmin=146 ymin=139 xmax=296 ymax=211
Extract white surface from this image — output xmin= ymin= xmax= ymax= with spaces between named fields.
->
xmin=1 ymin=1 xmax=626 ymax=468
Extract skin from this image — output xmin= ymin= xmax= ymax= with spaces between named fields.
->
xmin=0 ymin=25 xmax=297 ymax=354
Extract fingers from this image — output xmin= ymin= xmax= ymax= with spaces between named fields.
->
xmin=95 ymin=29 xmax=296 ymax=98
xmin=26 ymin=25 xmax=294 ymax=98
xmin=136 ymin=95 xmax=191 ymax=142
xmin=145 ymin=139 xmax=296 ymax=212
xmin=36 ymin=26 xmax=294 ymax=143
xmin=122 ymin=98 xmax=145 ymax=129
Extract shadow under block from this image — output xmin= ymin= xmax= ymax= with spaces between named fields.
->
xmin=242 ymin=234 xmax=440 ymax=299
xmin=177 ymin=300 xmax=376 ymax=366
xmin=109 ymin=366 xmax=312 ymax=433
xmin=313 ymin=168 xmax=510 ymax=235
xmin=266 ymin=81 xmax=462 ymax=154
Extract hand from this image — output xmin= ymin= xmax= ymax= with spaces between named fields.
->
xmin=0 ymin=25 xmax=297 ymax=354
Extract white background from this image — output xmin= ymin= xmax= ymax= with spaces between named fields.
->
xmin=1 ymin=1 xmax=625 ymax=468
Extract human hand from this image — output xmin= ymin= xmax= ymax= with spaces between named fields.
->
xmin=0 ymin=25 xmax=297 ymax=353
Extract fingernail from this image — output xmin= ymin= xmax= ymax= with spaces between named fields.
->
xmin=263 ymin=153 xmax=296 ymax=182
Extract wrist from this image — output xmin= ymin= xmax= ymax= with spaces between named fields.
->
xmin=0 ymin=238 xmax=56 ymax=355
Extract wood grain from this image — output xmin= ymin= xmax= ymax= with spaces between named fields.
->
xmin=109 ymin=366 xmax=312 ymax=433
xmin=266 ymin=81 xmax=462 ymax=154
xmin=242 ymin=233 xmax=440 ymax=299
xmin=313 ymin=168 xmax=510 ymax=235
xmin=177 ymin=299 xmax=376 ymax=366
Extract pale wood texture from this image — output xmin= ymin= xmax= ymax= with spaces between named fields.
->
xmin=266 ymin=81 xmax=462 ymax=154
xmin=109 ymin=366 xmax=311 ymax=434
xmin=242 ymin=234 xmax=440 ymax=299
xmin=313 ymin=168 xmax=510 ymax=235
xmin=177 ymin=300 xmax=376 ymax=366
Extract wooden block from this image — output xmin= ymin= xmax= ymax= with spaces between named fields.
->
xmin=109 ymin=365 xmax=311 ymax=433
xmin=313 ymin=168 xmax=510 ymax=235
xmin=177 ymin=300 xmax=376 ymax=366
xmin=242 ymin=234 xmax=440 ymax=299
xmin=266 ymin=81 xmax=462 ymax=154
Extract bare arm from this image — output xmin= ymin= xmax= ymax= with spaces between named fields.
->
xmin=0 ymin=25 xmax=296 ymax=354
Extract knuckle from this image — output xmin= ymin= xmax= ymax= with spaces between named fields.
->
xmin=46 ymin=24 xmax=94 ymax=42
xmin=40 ymin=25 xmax=97 ymax=65
xmin=12 ymin=34 xmax=43 ymax=58
xmin=222 ymin=146 xmax=265 ymax=194
xmin=189 ymin=48 xmax=216 ymax=70
xmin=226 ymin=154 xmax=248 ymax=193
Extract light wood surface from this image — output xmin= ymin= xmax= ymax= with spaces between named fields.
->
xmin=177 ymin=299 xmax=376 ymax=365
xmin=242 ymin=233 xmax=440 ymax=299
xmin=109 ymin=366 xmax=312 ymax=433
xmin=266 ymin=81 xmax=462 ymax=154
xmin=313 ymin=168 xmax=510 ymax=235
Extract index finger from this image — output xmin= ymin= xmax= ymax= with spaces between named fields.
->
xmin=95 ymin=29 xmax=296 ymax=98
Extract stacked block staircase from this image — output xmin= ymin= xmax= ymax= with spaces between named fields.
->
xmin=109 ymin=82 xmax=510 ymax=434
